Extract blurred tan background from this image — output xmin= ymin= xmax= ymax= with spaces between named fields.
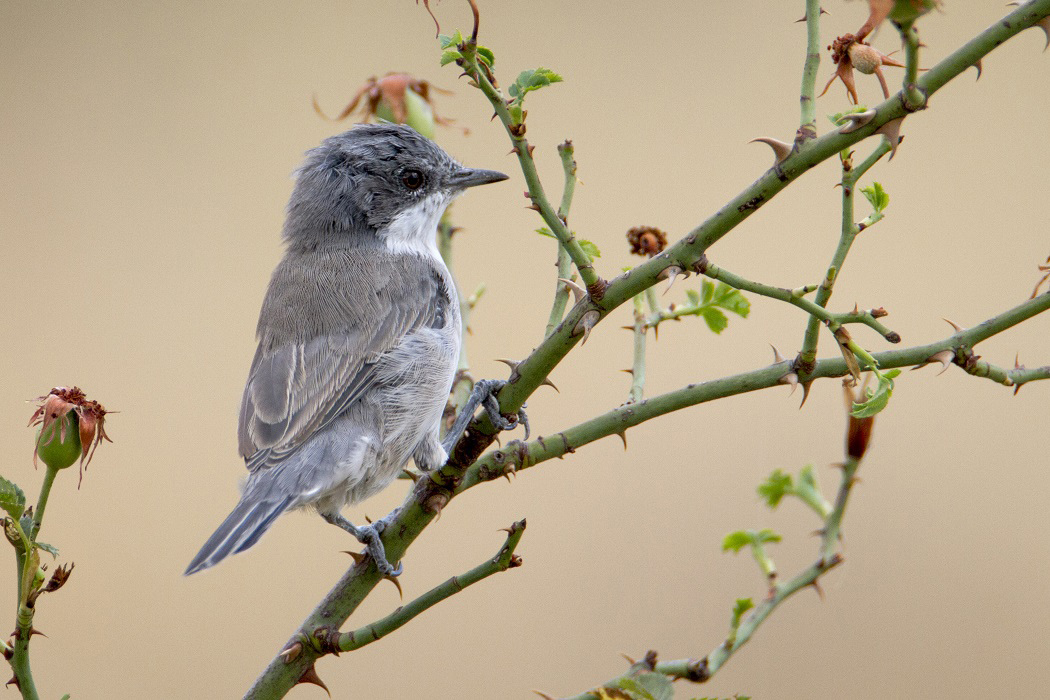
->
xmin=2 ymin=1 xmax=1048 ymax=698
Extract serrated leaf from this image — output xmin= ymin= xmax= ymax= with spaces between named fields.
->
xmin=579 ymin=239 xmax=601 ymax=259
xmin=722 ymin=531 xmax=753 ymax=553
xmin=701 ymin=278 xmax=715 ymax=304
xmin=851 ymin=372 xmax=897 ymax=418
xmin=440 ymin=49 xmax=462 ymax=67
xmin=860 ymin=182 xmax=889 ymax=213
xmin=0 ymin=476 xmax=26 ymax=520
xmin=438 ymin=31 xmax=464 ymax=49
xmin=35 ymin=541 xmax=58 ymax=558
xmin=797 ymin=465 xmax=819 ymax=494
xmin=757 ymin=470 xmax=793 ymax=508
xmin=508 ymin=67 xmax=563 ymax=101
xmin=476 ymin=45 xmax=495 ymax=68
xmin=701 ymin=307 xmax=729 ymax=334
xmin=609 ymin=672 xmax=673 ymax=700
xmin=731 ymin=598 xmax=755 ymax=627
xmin=685 ymin=289 xmax=701 ymax=306
xmin=712 ymin=284 xmax=751 ymax=318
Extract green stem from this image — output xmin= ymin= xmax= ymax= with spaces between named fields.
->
xmin=10 ymin=602 xmax=40 ymax=700
xmin=545 ymin=142 xmax=579 ymax=338
xmin=799 ymin=139 xmax=893 ymax=371
xmin=700 ymin=259 xmax=900 ymax=343
xmin=458 ymin=45 xmax=602 ymax=295
xmin=337 ymin=521 xmax=524 ymax=652
xmin=627 ymin=295 xmax=647 ymax=404
xmin=457 ymin=289 xmax=1050 ymax=493
xmin=900 ymin=21 xmax=925 ymax=109
xmin=30 ymin=466 xmax=58 ymax=541
xmin=821 ymin=456 xmax=860 ymax=564
xmin=798 ymin=0 xmax=822 ymax=141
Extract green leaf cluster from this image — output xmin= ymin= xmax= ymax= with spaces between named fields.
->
xmin=860 ymin=182 xmax=889 ymax=213
xmin=0 ymin=475 xmax=25 ymax=519
xmin=508 ymin=67 xmax=563 ymax=104
xmin=722 ymin=529 xmax=780 ymax=553
xmin=851 ymin=368 xmax=901 ymax=418
xmin=438 ymin=31 xmax=494 ymax=70
xmin=758 ymin=465 xmax=831 ymax=519
xmin=684 ymin=280 xmax=750 ymax=334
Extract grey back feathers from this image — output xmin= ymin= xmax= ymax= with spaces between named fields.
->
xmin=185 ymin=124 xmax=506 ymax=576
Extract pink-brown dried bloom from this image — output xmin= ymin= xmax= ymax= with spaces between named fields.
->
xmin=29 ymin=386 xmax=111 ymax=485
xmin=821 ymin=34 xmax=905 ymax=104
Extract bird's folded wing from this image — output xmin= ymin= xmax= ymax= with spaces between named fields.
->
xmin=237 ymin=255 xmax=450 ymax=473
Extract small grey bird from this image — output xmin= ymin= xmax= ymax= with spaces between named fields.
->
xmin=185 ymin=124 xmax=510 ymax=577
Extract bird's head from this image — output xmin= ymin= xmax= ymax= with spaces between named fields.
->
xmin=283 ymin=123 xmax=507 ymax=252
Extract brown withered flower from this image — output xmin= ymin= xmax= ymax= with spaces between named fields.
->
xmin=626 ymin=226 xmax=668 ymax=258
xmin=312 ymin=73 xmax=463 ymax=139
xmin=821 ymin=34 xmax=905 ymax=104
xmin=29 ymin=387 xmax=111 ymax=485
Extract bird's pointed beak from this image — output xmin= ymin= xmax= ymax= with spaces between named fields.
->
xmin=448 ymin=167 xmax=509 ymax=189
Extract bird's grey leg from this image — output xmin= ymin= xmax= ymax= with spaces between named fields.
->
xmin=441 ymin=379 xmax=529 ymax=455
xmin=321 ymin=512 xmax=402 ymax=577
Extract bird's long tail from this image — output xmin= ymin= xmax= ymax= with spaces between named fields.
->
xmin=184 ymin=495 xmax=293 ymax=575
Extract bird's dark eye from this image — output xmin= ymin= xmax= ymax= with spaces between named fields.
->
xmin=401 ymin=169 xmax=425 ymax=190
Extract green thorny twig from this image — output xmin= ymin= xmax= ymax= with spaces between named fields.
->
xmin=797 ymin=0 xmax=824 ymax=143
xmin=797 ymin=137 xmax=894 ymax=377
xmin=244 ymin=2 xmax=1050 ymax=696
xmin=545 ymin=141 xmax=580 ymax=338
xmin=559 ymin=414 xmax=864 ymax=700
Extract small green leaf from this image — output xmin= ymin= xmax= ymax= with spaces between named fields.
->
xmin=508 ymin=67 xmax=564 ymax=102
xmin=609 ymin=673 xmax=673 ymax=700
xmin=438 ymin=31 xmax=464 ymax=49
xmin=607 ymin=677 xmax=654 ymax=700
xmin=685 ymin=289 xmax=701 ymax=306
xmin=476 ymin=45 xmax=495 ymax=68
xmin=701 ymin=279 xmax=715 ymax=304
xmin=440 ymin=49 xmax=462 ymax=67
xmin=757 ymin=470 xmax=793 ymax=508
xmin=535 ymin=227 xmax=555 ymax=239
xmin=701 ymin=307 xmax=729 ymax=334
xmin=723 ymin=530 xmax=780 ymax=553
xmin=35 ymin=541 xmax=59 ymax=558
xmin=0 ymin=476 xmax=26 ymax=520
xmin=722 ymin=531 xmax=753 ymax=553
xmin=579 ymin=239 xmax=601 ymax=259
xmin=730 ymin=598 xmax=755 ymax=629
xmin=711 ymin=283 xmax=751 ymax=318
xmin=860 ymin=182 xmax=889 ymax=213
xmin=851 ymin=371 xmax=898 ymax=418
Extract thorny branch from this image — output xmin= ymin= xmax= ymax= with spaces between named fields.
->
xmin=245 ymin=2 xmax=1050 ymax=696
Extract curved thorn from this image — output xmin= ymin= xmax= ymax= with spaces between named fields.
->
xmin=799 ymin=380 xmax=814 ymax=409
xmin=749 ymin=137 xmax=793 ymax=165
xmin=384 ymin=574 xmax=404 ymax=599
xmin=838 ymin=109 xmax=876 ymax=134
xmin=875 ymin=116 xmax=905 ymax=160
xmin=297 ymin=664 xmax=330 ymax=696
xmin=972 ymin=58 xmax=983 ymax=80
xmin=770 ymin=344 xmax=785 ymax=363
xmin=942 ymin=317 xmax=964 ymax=333
xmin=558 ymin=278 xmax=587 ymax=303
